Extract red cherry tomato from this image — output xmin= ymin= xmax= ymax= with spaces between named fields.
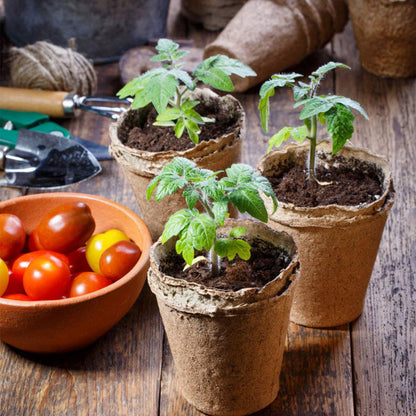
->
xmin=28 ymin=227 xmax=46 ymax=251
xmin=13 ymin=250 xmax=70 ymax=283
xmin=86 ymin=229 xmax=129 ymax=274
xmin=68 ymin=272 xmax=112 ymax=298
xmin=23 ymin=254 xmax=71 ymax=300
xmin=3 ymin=269 xmax=25 ymax=296
xmin=2 ymin=293 xmax=31 ymax=301
xmin=0 ymin=214 xmax=26 ymax=260
xmin=99 ymin=240 xmax=141 ymax=281
xmin=36 ymin=202 xmax=95 ymax=253
xmin=67 ymin=246 xmax=92 ymax=275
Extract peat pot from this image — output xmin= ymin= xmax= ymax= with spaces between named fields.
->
xmin=3 ymin=0 xmax=171 ymax=62
xmin=109 ymin=88 xmax=244 ymax=241
xmin=148 ymin=219 xmax=299 ymax=416
xmin=257 ymin=143 xmax=394 ymax=328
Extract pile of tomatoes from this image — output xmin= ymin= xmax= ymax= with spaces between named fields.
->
xmin=0 ymin=202 xmax=141 ymax=301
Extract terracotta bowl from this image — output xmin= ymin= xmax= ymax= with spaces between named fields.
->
xmin=0 ymin=192 xmax=152 ymax=354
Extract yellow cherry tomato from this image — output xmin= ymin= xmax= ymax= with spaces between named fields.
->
xmin=85 ymin=229 xmax=129 ymax=274
xmin=0 ymin=258 xmax=10 ymax=297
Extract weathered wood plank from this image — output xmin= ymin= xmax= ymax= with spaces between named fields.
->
xmin=334 ymin=22 xmax=416 ymax=416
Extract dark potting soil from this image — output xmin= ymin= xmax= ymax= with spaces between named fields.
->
xmin=268 ymin=160 xmax=383 ymax=207
xmin=122 ymin=102 xmax=239 ymax=152
xmin=161 ymin=239 xmax=292 ymax=292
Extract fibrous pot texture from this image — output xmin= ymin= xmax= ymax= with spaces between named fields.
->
xmin=257 ymin=142 xmax=394 ymax=327
xmin=148 ymin=219 xmax=299 ymax=416
xmin=109 ymin=88 xmax=244 ymax=241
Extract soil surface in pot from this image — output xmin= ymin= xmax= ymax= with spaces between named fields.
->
xmin=161 ymin=239 xmax=292 ymax=291
xmin=268 ymin=158 xmax=383 ymax=207
xmin=122 ymin=102 xmax=239 ymax=152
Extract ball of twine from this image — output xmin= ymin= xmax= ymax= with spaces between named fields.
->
xmin=10 ymin=40 xmax=97 ymax=96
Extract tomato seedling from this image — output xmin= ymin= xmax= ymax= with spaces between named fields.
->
xmin=147 ymin=157 xmax=277 ymax=276
xmin=117 ymin=38 xmax=256 ymax=144
xmin=258 ymin=62 xmax=368 ymax=183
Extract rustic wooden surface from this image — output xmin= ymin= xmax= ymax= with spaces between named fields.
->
xmin=0 ymin=1 xmax=415 ymax=415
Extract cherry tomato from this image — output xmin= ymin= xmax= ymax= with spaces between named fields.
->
xmin=28 ymin=228 xmax=46 ymax=251
xmin=36 ymin=202 xmax=95 ymax=253
xmin=86 ymin=229 xmax=129 ymax=274
xmin=99 ymin=240 xmax=141 ymax=281
xmin=68 ymin=246 xmax=92 ymax=275
xmin=3 ymin=269 xmax=25 ymax=296
xmin=69 ymin=272 xmax=112 ymax=298
xmin=13 ymin=250 xmax=70 ymax=282
xmin=0 ymin=214 xmax=26 ymax=260
xmin=2 ymin=293 xmax=31 ymax=301
xmin=23 ymin=254 xmax=71 ymax=300
xmin=0 ymin=258 xmax=9 ymax=297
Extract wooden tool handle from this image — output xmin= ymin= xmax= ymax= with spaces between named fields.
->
xmin=0 ymin=87 xmax=70 ymax=118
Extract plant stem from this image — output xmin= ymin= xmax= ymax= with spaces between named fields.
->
xmin=209 ymin=247 xmax=220 ymax=277
xmin=308 ymin=115 xmax=318 ymax=181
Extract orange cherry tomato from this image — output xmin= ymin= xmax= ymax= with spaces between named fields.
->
xmin=23 ymin=254 xmax=71 ymax=300
xmin=69 ymin=272 xmax=112 ymax=298
xmin=0 ymin=214 xmax=26 ymax=261
xmin=99 ymin=240 xmax=141 ymax=281
xmin=36 ymin=202 xmax=95 ymax=253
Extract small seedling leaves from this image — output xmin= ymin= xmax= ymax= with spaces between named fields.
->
xmin=169 ymin=68 xmax=195 ymax=90
xmin=212 ymin=200 xmax=228 ymax=226
xmin=146 ymin=72 xmax=178 ymax=114
xmin=188 ymin=213 xmax=217 ymax=252
xmin=131 ymin=92 xmax=151 ymax=110
xmin=325 ymin=103 xmax=355 ymax=154
xmin=156 ymin=107 xmax=182 ymax=121
xmin=268 ymin=127 xmax=291 ymax=151
xmin=153 ymin=120 xmax=176 ymax=127
xmin=174 ymin=118 xmax=185 ymax=138
xmin=213 ymin=55 xmax=257 ymax=77
xmin=270 ymin=72 xmax=303 ymax=85
xmin=312 ymin=62 xmax=350 ymax=78
xmin=229 ymin=186 xmax=268 ymax=223
xmin=193 ymin=65 xmax=234 ymax=92
xmin=225 ymin=163 xmax=254 ymax=184
xmin=327 ymin=96 xmax=369 ymax=119
xmin=183 ymin=108 xmax=205 ymax=124
xmin=175 ymin=238 xmax=195 ymax=265
xmin=162 ymin=209 xmax=195 ymax=243
xmin=117 ymin=68 xmax=166 ymax=98
xmin=184 ymin=119 xmax=201 ymax=144
xmin=229 ymin=226 xmax=246 ymax=238
xmin=258 ymin=87 xmax=275 ymax=133
xmin=299 ymin=97 xmax=334 ymax=120
xmin=183 ymin=186 xmax=200 ymax=209
xmin=214 ymin=238 xmax=251 ymax=261
xmin=181 ymin=100 xmax=200 ymax=111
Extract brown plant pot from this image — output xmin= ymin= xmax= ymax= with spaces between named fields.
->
xmin=109 ymin=88 xmax=244 ymax=241
xmin=348 ymin=0 xmax=416 ymax=78
xmin=147 ymin=219 xmax=299 ymax=416
xmin=204 ymin=0 xmax=349 ymax=92
xmin=257 ymin=143 xmax=394 ymax=328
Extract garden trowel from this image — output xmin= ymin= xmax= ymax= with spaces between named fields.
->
xmin=0 ymin=129 xmax=101 ymax=189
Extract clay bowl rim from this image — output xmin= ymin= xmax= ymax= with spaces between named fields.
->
xmin=0 ymin=192 xmax=152 ymax=308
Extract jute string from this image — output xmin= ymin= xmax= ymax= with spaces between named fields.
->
xmin=10 ymin=40 xmax=97 ymax=96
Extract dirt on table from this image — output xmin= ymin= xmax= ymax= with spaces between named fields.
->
xmin=161 ymin=239 xmax=292 ymax=292
xmin=267 ymin=159 xmax=383 ymax=207
xmin=121 ymin=101 xmax=239 ymax=152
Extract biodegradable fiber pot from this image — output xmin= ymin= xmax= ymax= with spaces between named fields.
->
xmin=109 ymin=88 xmax=244 ymax=241
xmin=147 ymin=219 xmax=299 ymax=416
xmin=257 ymin=142 xmax=394 ymax=328
xmin=204 ymin=0 xmax=349 ymax=92
xmin=348 ymin=0 xmax=416 ymax=78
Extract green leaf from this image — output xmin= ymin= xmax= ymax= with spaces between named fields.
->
xmin=175 ymin=238 xmax=195 ymax=265
xmin=229 ymin=186 xmax=268 ymax=222
xmin=153 ymin=120 xmax=176 ymax=127
xmin=250 ymin=171 xmax=278 ymax=213
xmin=146 ymin=176 xmax=160 ymax=201
xmin=183 ymin=186 xmax=199 ymax=209
xmin=212 ymin=200 xmax=228 ymax=226
xmin=156 ymin=107 xmax=182 ymax=121
xmin=184 ymin=119 xmax=200 ymax=144
xmin=193 ymin=66 xmax=234 ymax=91
xmin=327 ymin=96 xmax=369 ymax=119
xmin=183 ymin=108 xmax=205 ymax=124
xmin=290 ymin=125 xmax=309 ymax=142
xmin=145 ymin=72 xmax=178 ymax=114
xmin=312 ymin=62 xmax=350 ymax=78
xmin=225 ymin=163 xmax=253 ymax=185
xmin=299 ymin=97 xmax=334 ymax=120
xmin=268 ymin=127 xmax=291 ymax=151
xmin=131 ymin=92 xmax=151 ymax=109
xmin=214 ymin=238 xmax=251 ymax=261
xmin=270 ymin=72 xmax=303 ymax=86
xmin=258 ymin=88 xmax=274 ymax=133
xmin=187 ymin=213 xmax=217 ymax=252
xmin=169 ymin=68 xmax=195 ymax=90
xmin=293 ymin=85 xmax=309 ymax=101
xmin=181 ymin=100 xmax=199 ymax=111
xmin=324 ymin=103 xmax=355 ymax=154
xmin=162 ymin=209 xmax=195 ymax=243
xmin=174 ymin=118 xmax=185 ymax=138
xmin=207 ymin=55 xmax=256 ymax=78
xmin=229 ymin=226 xmax=246 ymax=238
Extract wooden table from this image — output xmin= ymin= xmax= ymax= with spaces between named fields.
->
xmin=1 ymin=2 xmax=415 ymax=415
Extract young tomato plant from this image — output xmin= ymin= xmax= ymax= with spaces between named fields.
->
xmin=147 ymin=157 xmax=277 ymax=276
xmin=259 ymin=62 xmax=369 ymax=183
xmin=117 ymin=38 xmax=256 ymax=144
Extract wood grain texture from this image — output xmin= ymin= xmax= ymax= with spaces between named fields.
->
xmin=0 ymin=1 xmax=415 ymax=415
